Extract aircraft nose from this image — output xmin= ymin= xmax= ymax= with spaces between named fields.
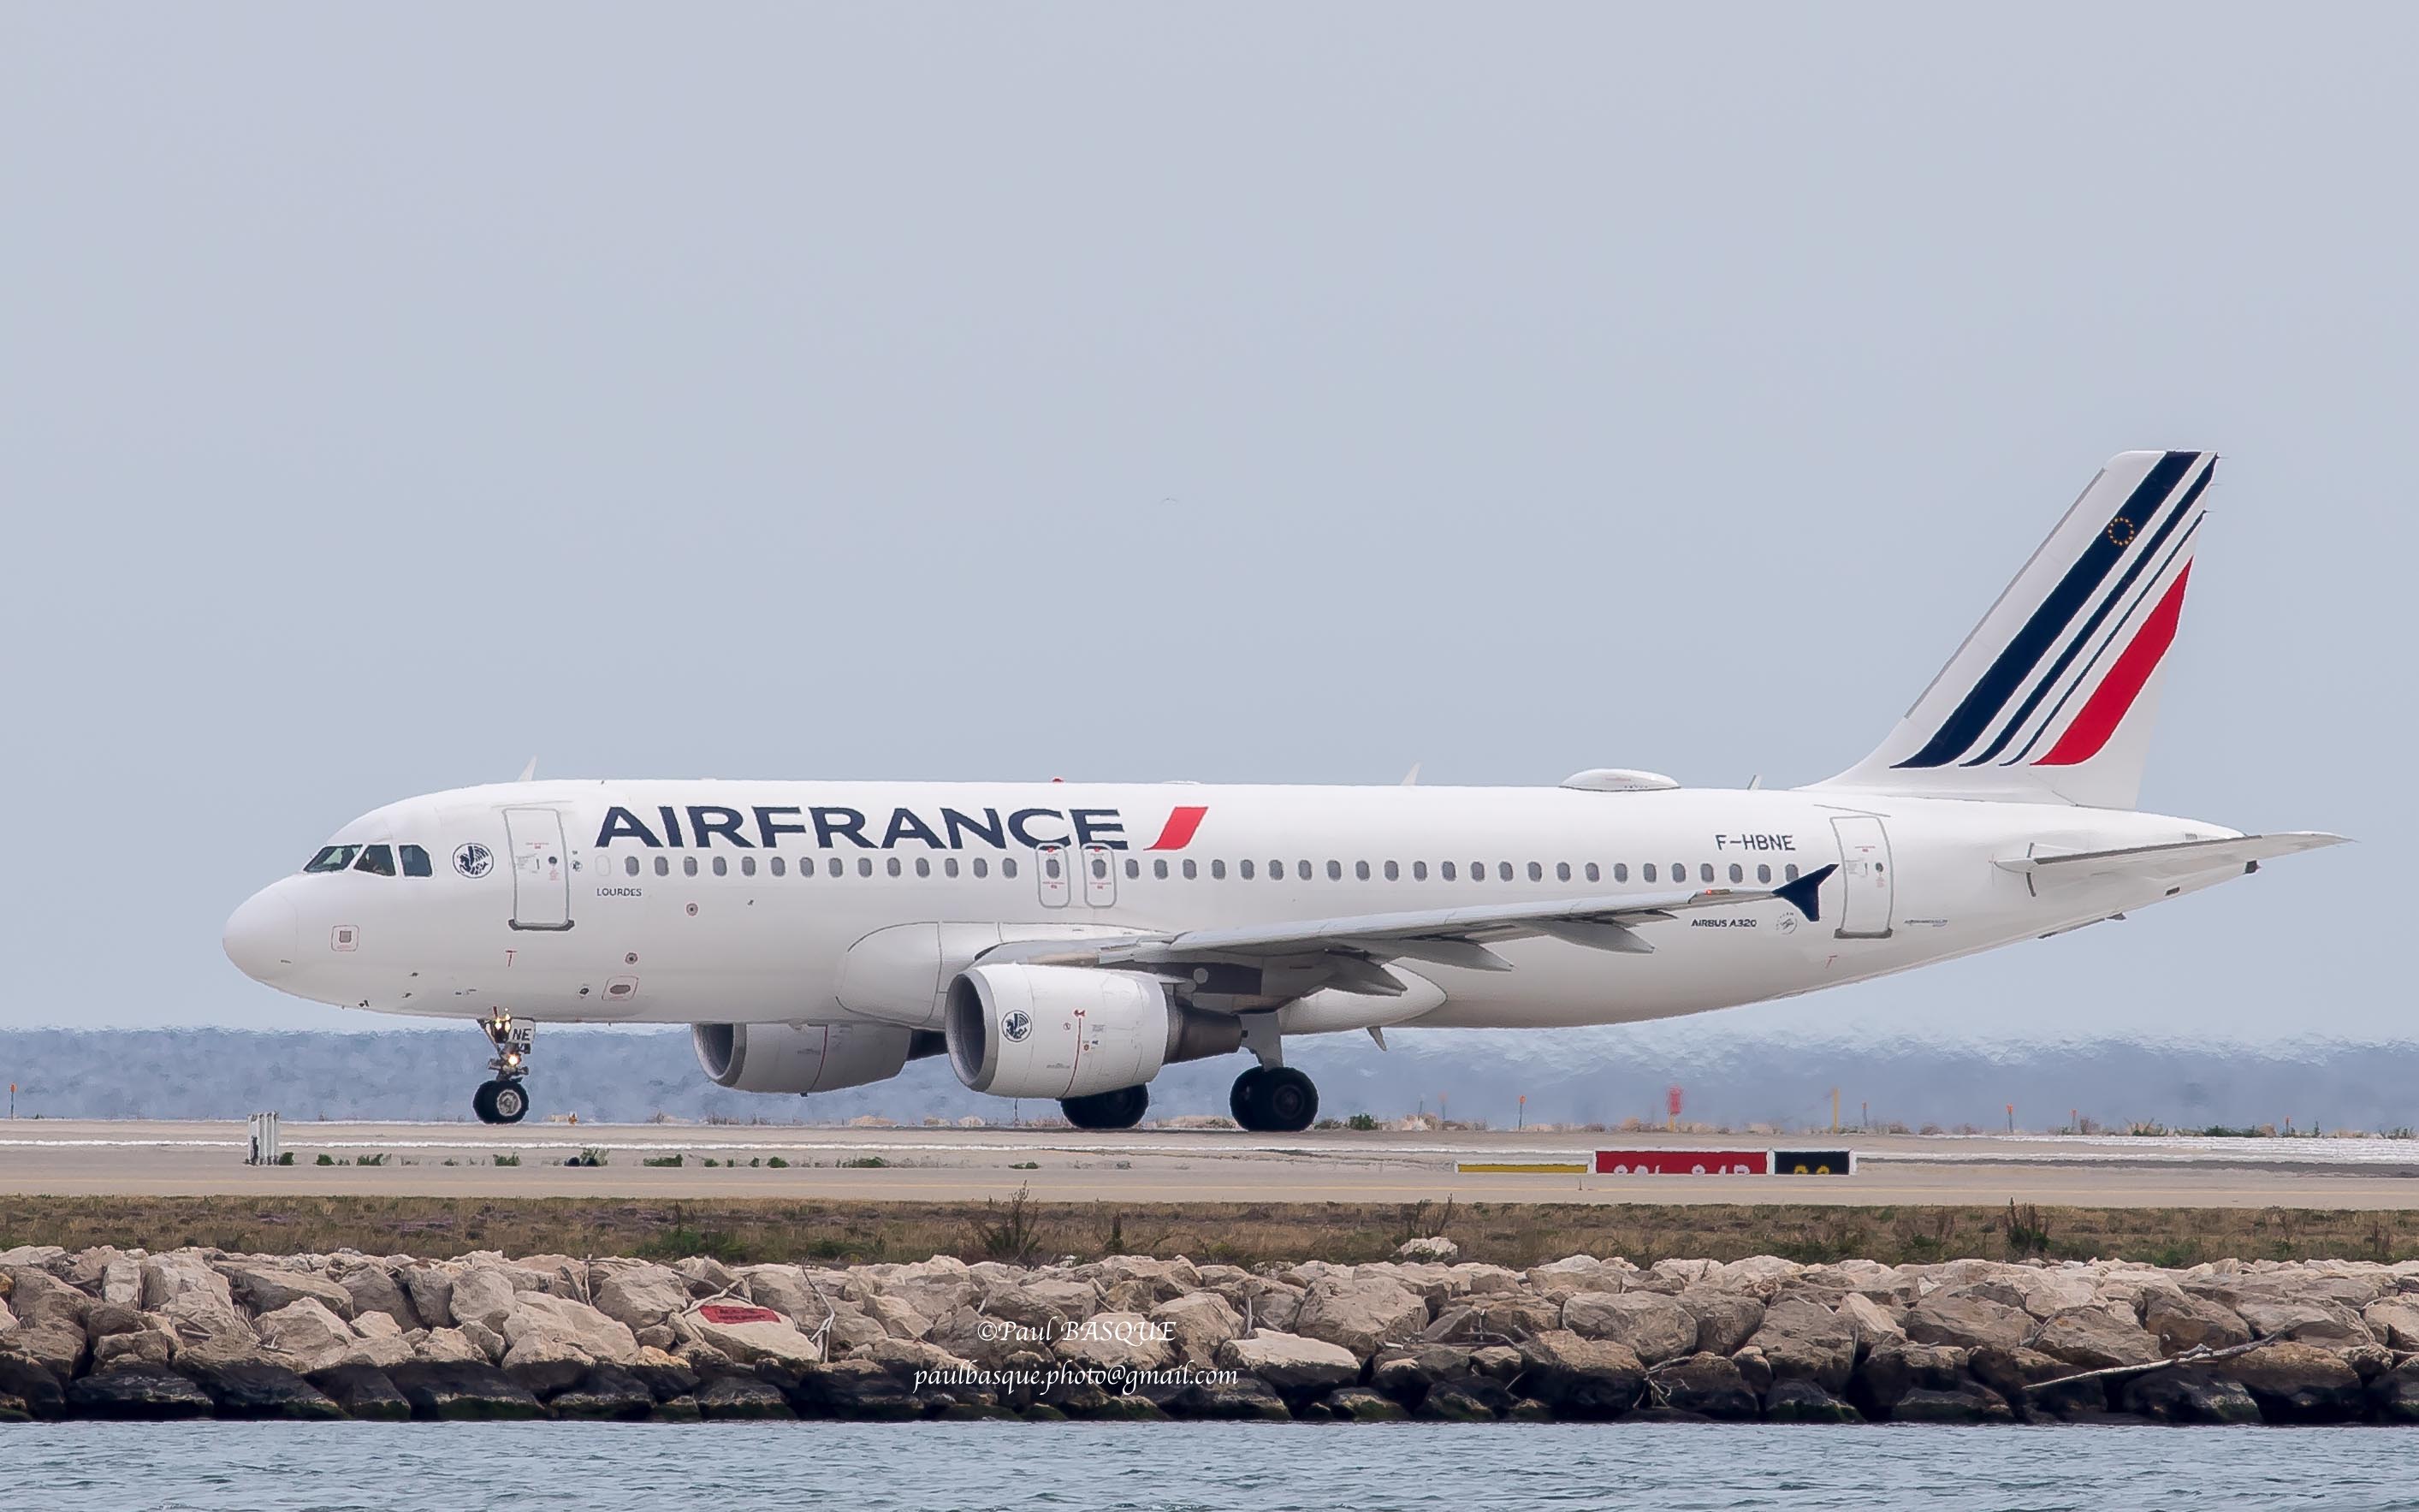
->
xmin=223 ymin=887 xmax=299 ymax=983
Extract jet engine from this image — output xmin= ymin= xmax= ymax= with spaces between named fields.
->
xmin=691 ymin=1022 xmax=939 ymax=1094
xmin=945 ymin=962 xmax=1239 ymax=1099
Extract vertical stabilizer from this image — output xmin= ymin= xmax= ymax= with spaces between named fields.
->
xmin=1810 ymin=450 xmax=2214 ymax=809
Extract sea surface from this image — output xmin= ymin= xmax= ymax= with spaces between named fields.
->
xmin=14 ymin=1421 xmax=2419 ymax=1511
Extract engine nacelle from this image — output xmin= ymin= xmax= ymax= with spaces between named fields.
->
xmin=691 ymin=1022 xmax=930 ymax=1094
xmin=946 ymin=963 xmax=1239 ymax=1100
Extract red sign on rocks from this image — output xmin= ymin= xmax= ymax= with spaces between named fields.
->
xmin=698 ymin=1304 xmax=784 ymax=1325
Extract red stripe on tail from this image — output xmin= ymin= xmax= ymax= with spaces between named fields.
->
xmin=2034 ymin=563 xmax=2192 ymax=767
xmin=1144 ymin=805 xmax=1209 ymax=850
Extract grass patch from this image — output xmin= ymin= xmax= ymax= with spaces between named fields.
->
xmin=641 ymin=1154 xmax=684 ymax=1168
xmin=839 ymin=1156 xmax=888 ymax=1170
xmin=492 ymin=1154 xmax=519 ymax=1168
xmin=3 ymin=1195 xmax=2416 ymax=1269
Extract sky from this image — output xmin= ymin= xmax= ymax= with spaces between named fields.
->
xmin=1 ymin=4 xmax=2409 ymax=1045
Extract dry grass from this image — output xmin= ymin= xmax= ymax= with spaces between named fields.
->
xmin=3 ymin=1195 xmax=2415 ymax=1271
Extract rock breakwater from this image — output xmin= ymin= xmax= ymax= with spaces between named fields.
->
xmin=4 ymin=1242 xmax=2417 ymax=1425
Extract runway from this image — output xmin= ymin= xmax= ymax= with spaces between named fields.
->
xmin=3 ymin=1120 xmax=2416 ymax=1207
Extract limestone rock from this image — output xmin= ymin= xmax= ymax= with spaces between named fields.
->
xmin=1835 ymin=1292 xmax=1905 ymax=1348
xmin=220 ymin=1263 xmax=355 ymax=1321
xmin=1906 ymin=1292 xmax=2033 ymax=1352
xmin=1395 ymin=1236 xmax=1459 ymax=1263
xmin=1052 ymin=1311 xmax=1172 ymax=1371
xmin=593 ymin=1264 xmax=693 ymax=1333
xmin=413 ymin=1327 xmax=489 ymax=1365
xmin=1746 ymin=1297 xmax=1858 ymax=1393
xmin=1218 ymin=1331 xmax=1360 ymax=1395
xmin=1320 ymin=1385 xmax=1408 ymax=1420
xmin=184 ymin=1360 xmax=346 ymax=1420
xmin=1151 ymin=1291 xmax=1243 ymax=1367
xmin=139 ymin=1253 xmax=234 ymax=1313
xmin=689 ymin=1307 xmax=824 ymax=1367
xmin=256 ymin=1297 xmax=358 ymax=1373
xmin=2119 ymin=1367 xmax=2262 ymax=1425
xmin=2361 ymin=1298 xmax=2419 ymax=1351
xmin=1562 ymin=1291 xmax=1699 ymax=1365
xmin=457 ymin=1319 xmax=508 ymax=1363
xmin=92 ymin=1328 xmax=175 ymax=1371
xmin=310 ymin=1363 xmax=412 ymax=1420
xmin=445 ymin=1269 xmax=522 ymax=1334
xmin=548 ymin=1363 xmax=658 ymax=1420
xmin=1891 ymin=1380 xmax=2016 ymax=1424
xmin=400 ymin=1266 xmax=455 ymax=1330
xmin=66 ymin=1364 xmax=215 ymax=1420
xmin=388 ymin=1360 xmax=546 ymax=1420
xmin=1292 ymin=1277 xmax=1428 ymax=1361
xmin=1678 ymin=1290 xmax=1768 ymax=1356
xmin=504 ymin=1292 xmax=639 ymax=1365
xmin=2233 ymin=1296 xmax=2374 ymax=1349
xmin=2143 ymin=1291 xmax=2251 ymax=1355
xmin=0 ymin=1349 xmax=67 ymax=1419
xmin=340 ymin=1267 xmax=420 ymax=1331
xmin=1515 ymin=1329 xmax=1646 ymax=1419
xmin=2220 ymin=1341 xmax=2365 ymax=1423
xmin=1764 ymin=1377 xmax=1859 ymax=1422
xmin=1854 ymin=1340 xmax=1969 ymax=1416
xmin=1648 ymin=1351 xmax=1758 ymax=1420
xmin=2026 ymin=1307 xmax=2159 ymax=1371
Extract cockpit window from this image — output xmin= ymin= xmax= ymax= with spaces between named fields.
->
xmin=353 ymin=845 xmax=397 ymax=877
xmin=305 ymin=845 xmax=362 ymax=873
xmin=399 ymin=845 xmax=432 ymax=877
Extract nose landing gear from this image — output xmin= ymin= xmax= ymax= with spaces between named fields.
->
xmin=474 ymin=1013 xmax=532 ymax=1125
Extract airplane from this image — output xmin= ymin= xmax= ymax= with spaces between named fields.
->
xmin=222 ymin=450 xmax=2343 ymax=1130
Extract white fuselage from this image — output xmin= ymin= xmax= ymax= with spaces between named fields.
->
xmin=225 ymin=778 xmax=2238 ymax=1034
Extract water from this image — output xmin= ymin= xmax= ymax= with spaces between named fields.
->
xmin=14 ymin=1421 xmax=2419 ymax=1511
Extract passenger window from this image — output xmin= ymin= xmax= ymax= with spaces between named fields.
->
xmin=1556 ymin=863 xmax=1570 ymax=882
xmin=1125 ymin=858 xmax=1141 ymax=880
xmin=1090 ymin=857 xmax=1106 ymax=881
xmin=1240 ymin=860 xmax=1254 ymax=880
xmin=915 ymin=857 xmax=931 ymax=877
xmin=1470 ymin=862 xmax=1485 ymax=881
xmin=353 ymin=845 xmax=396 ymax=877
xmin=1757 ymin=863 xmax=1772 ymax=884
xmin=684 ymin=857 xmax=699 ymax=877
xmin=829 ymin=857 xmax=845 ymax=877
xmin=886 ymin=857 xmax=902 ymax=877
xmin=1045 ymin=856 xmax=1062 ymax=880
xmin=858 ymin=857 xmax=875 ymax=877
xmin=1153 ymin=859 xmax=1168 ymax=880
xmin=1499 ymin=862 xmax=1515 ymax=881
xmin=741 ymin=857 xmax=756 ymax=877
xmin=770 ymin=856 xmax=786 ymax=877
xmin=1384 ymin=861 xmax=1399 ymax=881
xmin=1643 ymin=863 xmax=1657 ymax=882
xmin=1181 ymin=859 xmax=1195 ymax=880
xmin=625 ymin=856 xmax=640 ymax=877
xmin=1699 ymin=863 xmax=1715 ymax=883
xmin=1208 ymin=860 xmax=1224 ymax=880
xmin=944 ymin=857 xmax=959 ymax=878
xmin=1728 ymin=863 xmax=1743 ymax=883
xmin=712 ymin=857 xmax=728 ymax=877
xmin=1268 ymin=860 xmax=1282 ymax=880
xmin=655 ymin=856 xmax=670 ymax=877
xmin=1441 ymin=862 xmax=1456 ymax=881
xmin=1671 ymin=862 xmax=1686 ymax=882
xmin=1612 ymin=863 xmax=1627 ymax=882
xmin=400 ymin=845 xmax=432 ymax=877
xmin=1326 ymin=860 xmax=1343 ymax=881
xmin=972 ymin=857 xmax=988 ymax=878
xmin=1784 ymin=863 xmax=1799 ymax=881
xmin=1002 ymin=858 xmax=1018 ymax=879
xmin=1296 ymin=860 xmax=1311 ymax=881
xmin=304 ymin=845 xmax=362 ymax=873
xmin=1527 ymin=862 xmax=1542 ymax=882
xmin=1356 ymin=861 xmax=1371 ymax=881
xmin=1413 ymin=861 xmax=1427 ymax=881
xmin=1584 ymin=863 xmax=1598 ymax=883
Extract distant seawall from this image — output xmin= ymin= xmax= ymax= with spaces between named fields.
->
xmin=3 ymin=1242 xmax=2416 ymax=1425
xmin=3 ymin=1026 xmax=2416 ymax=1131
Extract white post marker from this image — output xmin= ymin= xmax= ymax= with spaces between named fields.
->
xmin=246 ymin=1111 xmax=280 ymax=1166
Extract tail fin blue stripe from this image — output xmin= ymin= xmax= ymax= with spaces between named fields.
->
xmin=1893 ymin=451 xmax=2197 ymax=769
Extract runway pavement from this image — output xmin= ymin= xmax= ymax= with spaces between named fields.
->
xmin=4 ymin=1120 xmax=2417 ymax=1207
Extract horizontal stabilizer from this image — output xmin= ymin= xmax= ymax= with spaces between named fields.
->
xmin=1995 ymin=831 xmax=2347 ymax=884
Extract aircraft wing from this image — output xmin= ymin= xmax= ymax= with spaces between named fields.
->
xmin=1995 ymin=831 xmax=2347 ymax=884
xmin=1092 ymin=863 xmax=1838 ymax=984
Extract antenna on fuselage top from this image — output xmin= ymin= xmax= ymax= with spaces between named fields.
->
xmin=1400 ymin=763 xmax=1420 ymax=786
xmin=516 ymin=756 xmax=538 ymax=782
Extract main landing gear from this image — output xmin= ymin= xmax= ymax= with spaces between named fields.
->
xmin=1060 ymin=1084 xmax=1149 ymax=1130
xmin=1230 ymin=1065 xmax=1319 ymax=1133
xmin=474 ymin=1012 xmax=532 ymax=1125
